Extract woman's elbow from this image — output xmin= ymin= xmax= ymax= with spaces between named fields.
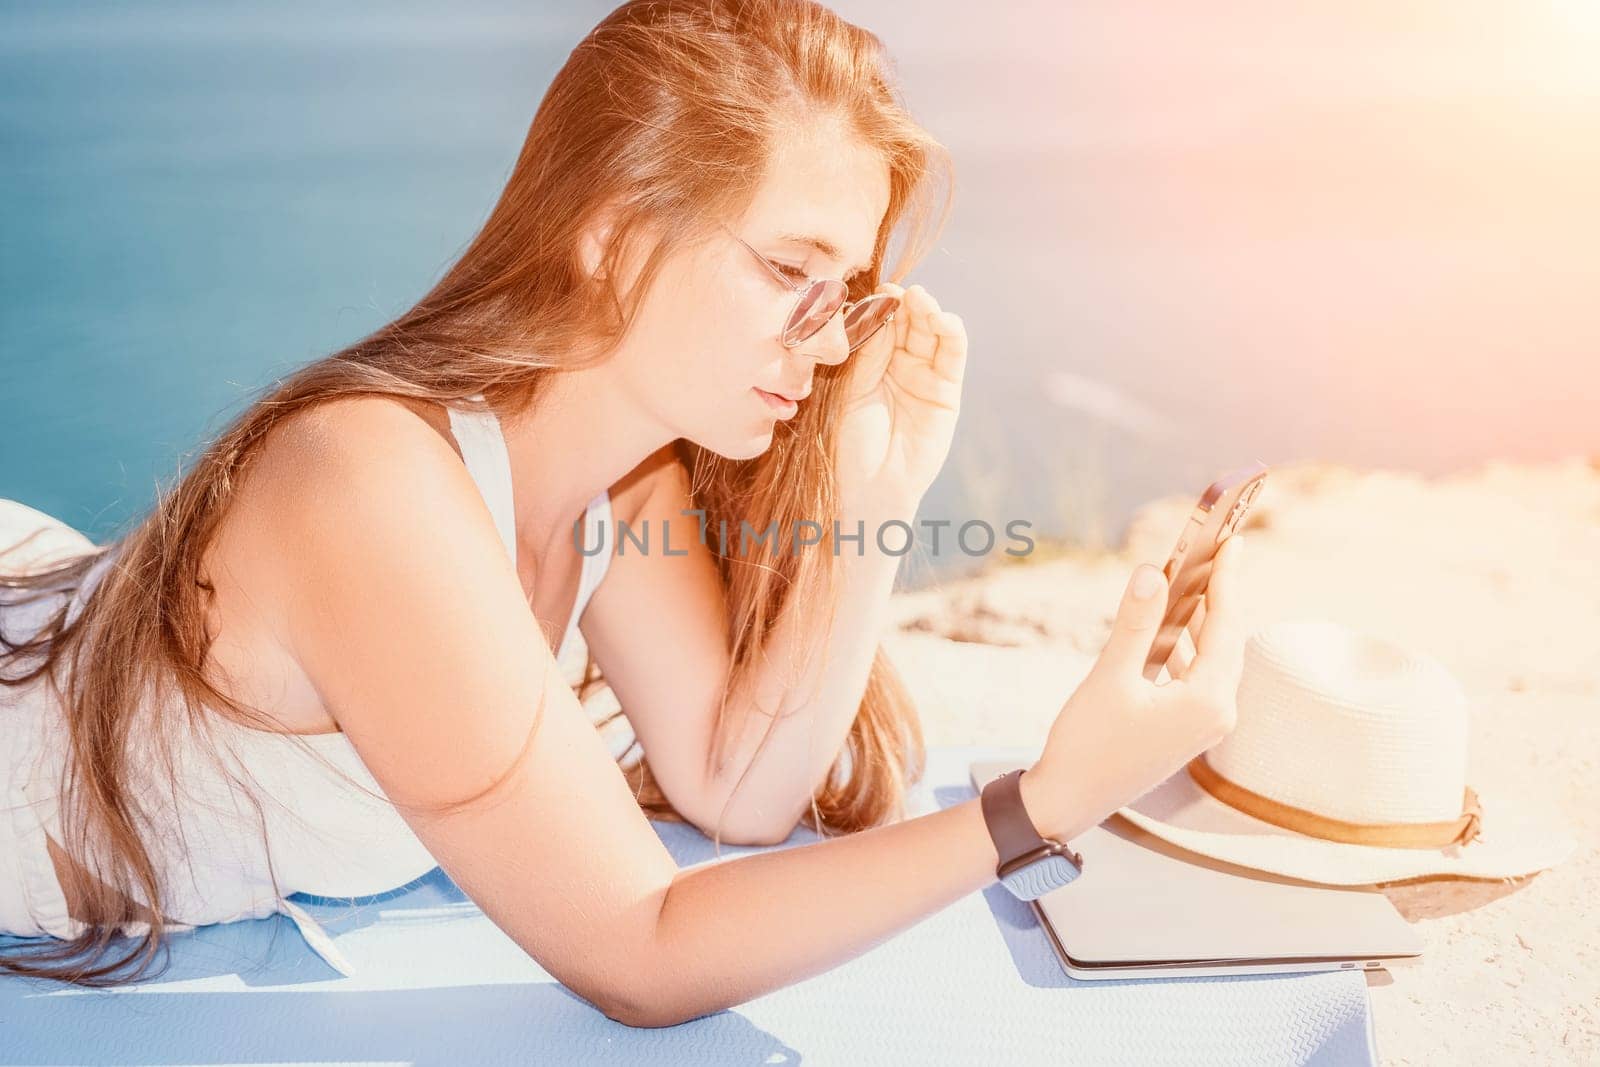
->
xmin=687 ymin=816 xmax=797 ymax=848
xmin=583 ymin=977 xmax=665 ymax=1028
xmin=597 ymin=983 xmax=717 ymax=1029
xmin=684 ymin=795 xmax=803 ymax=847
xmin=569 ymin=937 xmax=715 ymax=1028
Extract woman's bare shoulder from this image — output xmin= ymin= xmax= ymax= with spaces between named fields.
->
xmin=251 ymin=395 xmax=460 ymax=484
xmin=245 ymin=396 xmax=479 ymax=519
xmin=195 ymin=394 xmax=485 ymax=732
xmin=211 ymin=394 xmax=479 ymax=622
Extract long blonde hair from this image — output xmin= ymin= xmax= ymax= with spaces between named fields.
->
xmin=0 ymin=0 xmax=950 ymax=986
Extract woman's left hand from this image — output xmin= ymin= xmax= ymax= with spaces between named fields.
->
xmin=833 ymin=282 xmax=967 ymax=511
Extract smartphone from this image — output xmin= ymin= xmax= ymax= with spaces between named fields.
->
xmin=1142 ymin=461 xmax=1269 ymax=683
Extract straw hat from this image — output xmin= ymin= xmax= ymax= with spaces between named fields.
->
xmin=1114 ymin=620 xmax=1576 ymax=885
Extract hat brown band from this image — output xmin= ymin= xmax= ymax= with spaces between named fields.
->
xmin=1186 ymin=755 xmax=1483 ymax=850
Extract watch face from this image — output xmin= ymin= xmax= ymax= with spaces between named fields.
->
xmin=999 ymin=852 xmax=1083 ymax=901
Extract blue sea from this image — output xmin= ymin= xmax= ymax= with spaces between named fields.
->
xmin=4 ymin=2 xmax=1594 ymax=585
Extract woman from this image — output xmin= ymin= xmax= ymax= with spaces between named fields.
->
xmin=0 ymin=0 xmax=1246 ymax=1026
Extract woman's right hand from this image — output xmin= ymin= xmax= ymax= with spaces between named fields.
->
xmin=1019 ymin=535 xmax=1250 ymax=843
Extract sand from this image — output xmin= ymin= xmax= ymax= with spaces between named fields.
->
xmin=884 ymin=456 xmax=1600 ymax=1065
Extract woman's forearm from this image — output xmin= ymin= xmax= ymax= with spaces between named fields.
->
xmin=699 ymin=494 xmax=913 ymax=842
xmin=636 ymin=785 xmax=1029 ymax=1027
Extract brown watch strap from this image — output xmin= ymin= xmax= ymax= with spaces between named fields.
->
xmin=980 ymin=768 xmax=1052 ymax=865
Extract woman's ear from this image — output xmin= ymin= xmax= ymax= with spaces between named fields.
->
xmin=578 ymin=205 xmax=621 ymax=283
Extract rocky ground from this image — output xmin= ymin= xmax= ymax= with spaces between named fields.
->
xmin=882 ymin=457 xmax=1600 ymax=1066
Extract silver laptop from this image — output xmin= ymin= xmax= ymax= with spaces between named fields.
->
xmin=970 ymin=759 xmax=1424 ymax=981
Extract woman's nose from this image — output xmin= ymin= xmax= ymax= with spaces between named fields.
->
xmin=799 ymin=312 xmax=851 ymax=366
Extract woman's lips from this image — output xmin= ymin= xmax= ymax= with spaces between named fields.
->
xmin=753 ymin=387 xmax=800 ymax=418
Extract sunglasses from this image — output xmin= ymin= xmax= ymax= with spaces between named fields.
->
xmin=726 ymin=228 xmax=899 ymax=352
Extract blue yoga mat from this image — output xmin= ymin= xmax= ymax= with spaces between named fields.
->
xmin=1 ymin=746 xmax=1378 ymax=1065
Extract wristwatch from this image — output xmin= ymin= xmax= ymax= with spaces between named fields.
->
xmin=979 ymin=768 xmax=1084 ymax=900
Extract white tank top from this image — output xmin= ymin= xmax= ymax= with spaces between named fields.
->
xmin=15 ymin=395 xmax=615 ymax=974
